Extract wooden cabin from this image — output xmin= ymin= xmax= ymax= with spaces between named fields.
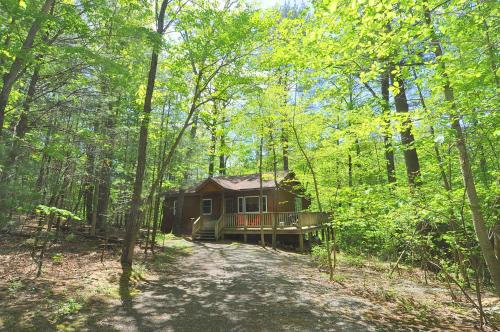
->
xmin=162 ymin=172 xmax=327 ymax=250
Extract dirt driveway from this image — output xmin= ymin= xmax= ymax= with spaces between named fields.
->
xmin=96 ymin=241 xmax=474 ymax=332
xmin=1 ymin=236 xmax=485 ymax=331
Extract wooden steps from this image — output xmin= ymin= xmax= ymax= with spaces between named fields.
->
xmin=193 ymin=228 xmax=215 ymax=241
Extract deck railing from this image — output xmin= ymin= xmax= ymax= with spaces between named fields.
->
xmin=214 ymin=215 xmax=223 ymax=240
xmin=191 ymin=216 xmax=202 ymax=238
xmin=222 ymin=212 xmax=327 ymax=229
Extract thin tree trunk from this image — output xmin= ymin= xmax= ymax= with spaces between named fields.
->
xmin=279 ymin=72 xmax=290 ymax=172
xmin=291 ymin=99 xmax=333 ymax=278
xmin=208 ymin=101 xmax=219 ymax=177
xmin=413 ymin=68 xmax=470 ymax=286
xmin=282 ymin=128 xmax=289 ymax=172
xmin=145 ymin=72 xmax=203 ymax=207
xmin=171 ymin=116 xmax=199 ymax=236
xmin=0 ymin=64 xmax=40 ymax=191
xmin=121 ymin=0 xmax=169 ymax=269
xmin=96 ymin=101 xmax=115 ymax=230
xmin=425 ymin=7 xmax=500 ymax=296
xmin=0 ymin=0 xmax=55 ymax=135
xmin=150 ymin=103 xmax=170 ymax=251
xmin=91 ymin=181 xmax=99 ymax=236
xmin=271 ymin=132 xmax=278 ymax=250
xmin=219 ymin=130 xmax=226 ymax=175
xmin=208 ymin=126 xmax=216 ymax=177
xmin=84 ymin=145 xmax=95 ymax=225
xmin=452 ymin=118 xmax=500 ymax=296
xmin=380 ymin=68 xmax=396 ymax=183
xmin=259 ymin=135 xmax=265 ymax=248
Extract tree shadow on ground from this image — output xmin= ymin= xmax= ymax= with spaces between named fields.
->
xmin=93 ymin=242 xmax=467 ymax=332
xmin=1 ymin=233 xmax=476 ymax=331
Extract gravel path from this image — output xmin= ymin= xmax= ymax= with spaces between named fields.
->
xmin=98 ymin=242 xmax=398 ymax=332
xmin=0 ymin=235 xmax=484 ymax=331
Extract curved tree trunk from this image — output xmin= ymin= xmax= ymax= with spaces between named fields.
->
xmin=121 ymin=0 xmax=169 ymax=269
xmin=425 ymin=7 xmax=500 ymax=297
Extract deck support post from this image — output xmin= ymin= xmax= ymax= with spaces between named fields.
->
xmin=244 ymin=214 xmax=247 ymax=243
xmin=220 ymin=192 xmax=225 ymax=241
xmin=299 ymin=233 xmax=304 ymax=252
xmin=272 ymin=214 xmax=276 ymax=249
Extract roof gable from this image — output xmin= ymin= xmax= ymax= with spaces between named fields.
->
xmin=164 ymin=171 xmax=296 ymax=196
xmin=209 ymin=172 xmax=286 ymax=191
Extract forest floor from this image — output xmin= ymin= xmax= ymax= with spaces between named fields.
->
xmin=0 ymin=232 xmax=499 ymax=331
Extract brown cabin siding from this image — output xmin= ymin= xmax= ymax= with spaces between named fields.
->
xmin=161 ymin=172 xmax=311 ymax=235
xmin=162 ymin=187 xmax=310 ymax=235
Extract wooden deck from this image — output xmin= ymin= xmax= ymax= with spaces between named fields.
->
xmin=221 ymin=212 xmax=325 ymax=234
xmin=192 ymin=212 xmax=328 ymax=250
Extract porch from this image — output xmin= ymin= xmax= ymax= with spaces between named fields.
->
xmin=192 ymin=211 xmax=328 ymax=251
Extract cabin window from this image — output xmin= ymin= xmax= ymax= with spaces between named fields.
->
xmin=238 ymin=196 xmax=267 ymax=213
xmin=173 ymin=200 xmax=177 ymax=215
xmin=202 ymin=199 xmax=212 ymax=215
xmin=245 ymin=196 xmax=260 ymax=213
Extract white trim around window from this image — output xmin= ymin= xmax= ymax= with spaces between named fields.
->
xmin=202 ymin=198 xmax=212 ymax=215
xmin=237 ymin=195 xmax=267 ymax=213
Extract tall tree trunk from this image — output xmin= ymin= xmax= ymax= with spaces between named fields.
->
xmin=150 ymin=102 xmax=170 ymax=250
xmin=173 ymin=118 xmax=199 ymax=236
xmin=380 ymin=68 xmax=396 ymax=183
xmin=291 ymin=112 xmax=333 ymax=277
xmin=35 ymin=124 xmax=54 ymax=203
xmin=121 ymin=0 xmax=169 ymax=269
xmin=91 ymin=181 xmax=99 ymax=236
xmin=96 ymin=102 xmax=115 ymax=230
xmin=0 ymin=0 xmax=54 ymax=135
xmin=259 ymin=135 xmax=265 ymax=248
xmin=145 ymin=71 xmax=203 ymax=207
xmin=219 ymin=131 xmax=226 ymax=175
xmin=347 ymin=154 xmax=353 ymax=187
xmin=425 ymin=7 xmax=500 ymax=296
xmin=390 ymin=73 xmax=421 ymax=186
xmin=452 ymin=118 xmax=500 ymax=296
xmin=16 ymin=64 xmax=40 ymax=140
xmin=282 ymin=128 xmax=289 ymax=172
xmin=279 ymin=71 xmax=290 ymax=172
xmin=84 ymin=145 xmax=96 ymax=225
xmin=413 ymin=67 xmax=470 ymax=286
xmin=208 ymin=124 xmax=216 ymax=177
xmin=270 ymin=132 xmax=279 ymax=250
xmin=0 ymin=64 xmax=40 ymax=190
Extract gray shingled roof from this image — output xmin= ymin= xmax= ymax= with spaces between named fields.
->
xmin=164 ymin=171 xmax=291 ymax=196
xmin=207 ymin=172 xmax=288 ymax=191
